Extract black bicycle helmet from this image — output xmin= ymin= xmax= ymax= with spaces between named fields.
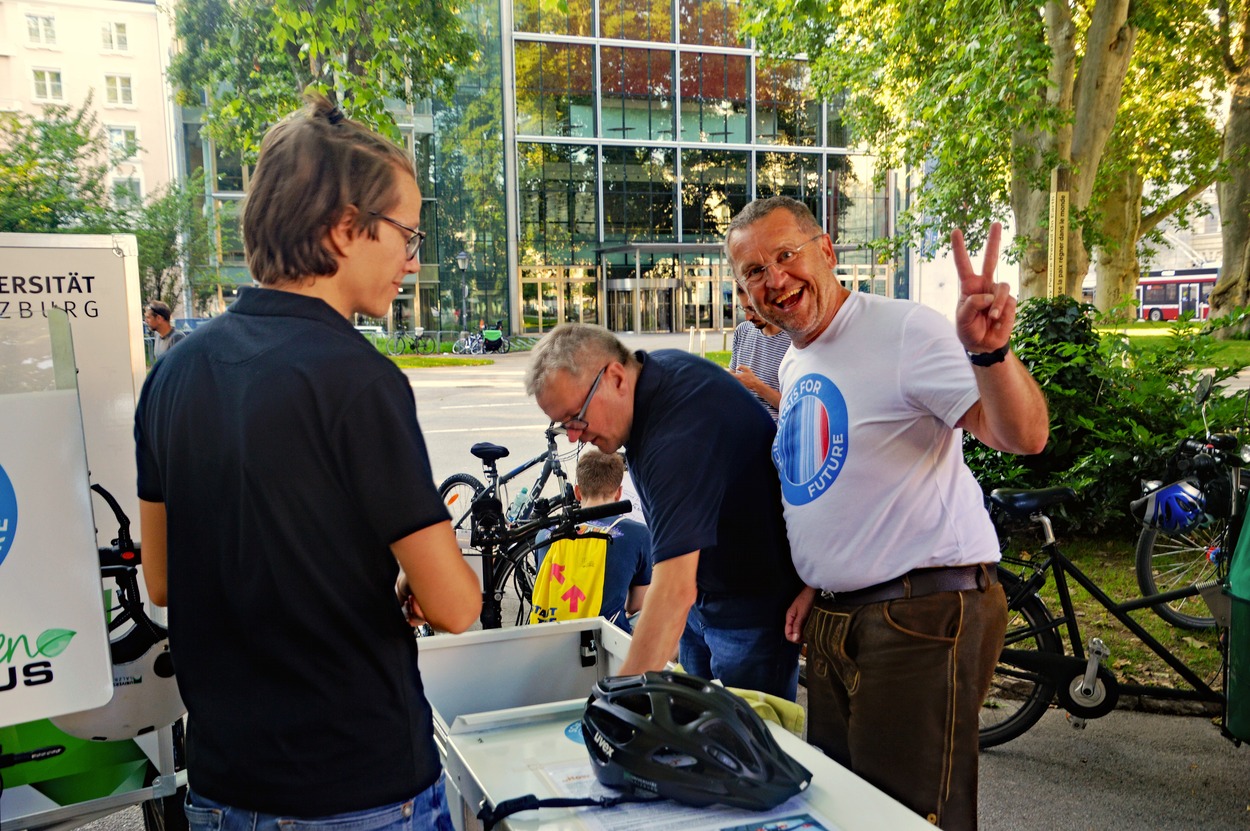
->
xmin=1131 ymin=478 xmax=1205 ymax=534
xmin=582 ymin=671 xmax=811 ymax=811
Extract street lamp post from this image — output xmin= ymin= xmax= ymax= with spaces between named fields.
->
xmin=455 ymin=250 xmax=470 ymax=330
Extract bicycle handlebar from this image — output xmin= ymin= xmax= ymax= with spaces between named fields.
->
xmin=471 ymin=497 xmax=632 ymax=551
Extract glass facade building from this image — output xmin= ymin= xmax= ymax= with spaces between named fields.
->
xmin=196 ymin=0 xmax=899 ymax=334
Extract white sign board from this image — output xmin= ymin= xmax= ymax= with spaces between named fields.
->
xmin=0 ymin=315 xmax=113 ymax=726
xmin=0 ymin=233 xmax=147 ymax=546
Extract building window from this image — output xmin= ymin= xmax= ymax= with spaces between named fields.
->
xmin=603 ymin=145 xmax=676 ymax=242
xmin=755 ymin=60 xmax=819 ymax=146
xmin=513 ymin=0 xmax=591 ymax=36
xmin=680 ymin=147 xmax=748 ymax=241
xmin=109 ymin=126 xmax=139 ymax=159
xmin=105 ymin=75 xmax=133 ymax=105
xmin=600 ymin=47 xmax=674 ymax=142
xmin=678 ymin=53 xmax=748 ymax=143
xmin=828 ymin=155 xmax=888 ymax=257
xmin=102 ymin=22 xmax=129 ymax=51
xmin=600 ymin=0 xmax=672 ymax=42
xmin=27 ymin=14 xmax=56 ymax=45
xmin=112 ymin=177 xmax=142 ymax=209
xmin=515 ymin=42 xmax=594 ymax=138
xmin=756 ymin=151 xmax=822 ymax=217
xmin=33 ymin=69 xmax=64 ymax=101
xmin=518 ymin=143 xmax=598 ymax=264
xmin=678 ymin=0 xmax=743 ymax=47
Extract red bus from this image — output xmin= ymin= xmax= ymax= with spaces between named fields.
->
xmin=1136 ymin=267 xmax=1219 ymax=321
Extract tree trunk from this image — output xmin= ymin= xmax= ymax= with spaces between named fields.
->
xmin=1062 ymin=0 xmax=1135 ymax=298
xmin=1211 ymin=67 xmax=1250 ymax=317
xmin=1012 ymin=0 xmax=1076 ymax=301
xmin=1092 ymin=168 xmax=1143 ymax=317
xmin=1012 ymin=0 xmax=1135 ymax=300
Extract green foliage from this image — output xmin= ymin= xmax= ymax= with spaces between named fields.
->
xmin=168 ymin=0 xmax=479 ymax=162
xmin=0 ymin=99 xmax=224 ymax=313
xmin=965 ymin=296 xmax=1249 ymax=532
xmin=116 ymin=179 xmax=220 ymax=312
xmin=0 ymin=100 xmax=114 ymax=232
xmin=737 ymin=0 xmax=1226 ymax=287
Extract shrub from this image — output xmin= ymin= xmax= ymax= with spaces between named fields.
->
xmin=964 ymin=296 xmax=1248 ymax=533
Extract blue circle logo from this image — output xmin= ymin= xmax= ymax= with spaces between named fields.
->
xmin=0 ymin=463 xmax=17 ymax=569
xmin=773 ymin=373 xmax=850 ymax=506
xmin=563 ymin=720 xmax=584 ymax=744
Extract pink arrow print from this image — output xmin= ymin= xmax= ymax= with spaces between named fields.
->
xmin=562 ymin=585 xmax=586 ymax=613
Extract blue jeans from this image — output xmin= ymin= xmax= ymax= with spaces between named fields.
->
xmin=183 ymin=778 xmax=454 ymax=831
xmin=679 ymin=602 xmax=801 ymax=701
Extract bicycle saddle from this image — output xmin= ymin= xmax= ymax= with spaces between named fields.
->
xmin=989 ymin=487 xmax=1076 ymax=518
xmin=471 ymin=442 xmax=510 ymax=462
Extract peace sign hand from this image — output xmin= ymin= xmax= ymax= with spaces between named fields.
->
xmin=952 ymin=222 xmax=1015 ymax=354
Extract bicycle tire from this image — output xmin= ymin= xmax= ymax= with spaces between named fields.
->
xmin=385 ymin=333 xmax=405 ymax=356
xmin=452 ymin=338 xmax=467 ymax=354
xmin=980 ymin=568 xmax=1063 ymax=749
xmin=416 ymin=335 xmax=437 ymax=355
xmin=438 ymin=473 xmax=485 ymax=534
xmin=499 ymin=337 xmax=511 ymax=354
xmin=1134 ymin=521 xmax=1220 ymax=630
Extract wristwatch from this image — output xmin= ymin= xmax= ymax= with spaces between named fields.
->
xmin=968 ymin=345 xmax=1009 ymax=366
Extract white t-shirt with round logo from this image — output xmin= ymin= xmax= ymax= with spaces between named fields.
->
xmin=773 ymin=292 xmax=1000 ymax=592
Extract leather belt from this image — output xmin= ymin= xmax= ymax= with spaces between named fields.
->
xmin=817 ymin=564 xmax=997 ymax=607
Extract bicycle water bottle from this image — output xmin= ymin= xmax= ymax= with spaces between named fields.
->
xmin=507 ymin=487 xmax=529 ymax=522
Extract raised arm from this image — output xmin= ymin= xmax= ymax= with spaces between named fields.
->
xmin=951 ymin=223 xmax=1049 ymax=456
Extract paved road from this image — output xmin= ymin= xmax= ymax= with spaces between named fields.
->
xmin=76 ymin=335 xmax=1250 ymax=831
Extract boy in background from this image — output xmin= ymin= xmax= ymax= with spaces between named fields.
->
xmin=531 ymin=450 xmax=651 ymax=632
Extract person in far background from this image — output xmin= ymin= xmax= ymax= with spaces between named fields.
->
xmin=145 ymin=300 xmax=186 ymax=360
xmin=729 ymin=282 xmax=791 ymax=420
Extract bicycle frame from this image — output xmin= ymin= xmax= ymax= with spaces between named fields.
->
xmin=467 ymin=494 xmax=630 ymax=630
xmin=483 ymin=428 xmax=570 ymax=522
xmin=1002 ymin=510 xmax=1223 ymax=709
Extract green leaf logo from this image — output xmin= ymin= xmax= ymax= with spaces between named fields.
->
xmin=36 ymin=628 xmax=76 ymax=658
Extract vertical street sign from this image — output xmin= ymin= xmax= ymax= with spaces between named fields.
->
xmin=1048 ymin=167 xmax=1070 ymax=298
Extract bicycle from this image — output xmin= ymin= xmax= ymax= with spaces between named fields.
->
xmin=980 ymin=485 xmax=1236 ymax=749
xmin=439 ymin=423 xmax=577 ymax=536
xmin=386 ymin=326 xmax=436 ymax=356
xmin=458 ymin=490 xmax=630 ymax=630
xmin=1134 ymin=375 xmax=1248 ymax=630
xmin=452 ymin=321 xmax=510 ymax=355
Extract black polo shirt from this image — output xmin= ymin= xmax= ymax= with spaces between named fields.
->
xmin=135 ymin=287 xmax=449 ymax=816
xmin=625 ymin=350 xmax=801 ymax=628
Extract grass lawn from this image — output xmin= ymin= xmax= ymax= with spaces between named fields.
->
xmin=389 ymin=355 xmax=494 ymax=368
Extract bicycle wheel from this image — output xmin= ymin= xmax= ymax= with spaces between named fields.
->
xmin=438 ymin=473 xmax=485 ymax=534
xmin=386 ymin=333 xmax=405 ymax=356
xmin=416 ymin=335 xmax=436 ymax=355
xmin=1135 ymin=521 xmax=1221 ymax=630
xmin=452 ymin=338 xmax=467 ymax=354
xmin=499 ymin=337 xmax=511 ymax=354
xmin=980 ymin=569 xmax=1063 ymax=749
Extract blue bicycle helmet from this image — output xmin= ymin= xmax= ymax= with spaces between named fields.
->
xmin=1131 ymin=479 xmax=1205 ymax=534
xmin=582 ymin=671 xmax=811 ymax=811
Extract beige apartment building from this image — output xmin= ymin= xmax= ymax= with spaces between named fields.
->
xmin=0 ymin=0 xmax=177 ymax=206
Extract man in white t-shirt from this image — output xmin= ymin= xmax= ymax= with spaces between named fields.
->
xmin=725 ymin=196 xmax=1048 ymax=831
